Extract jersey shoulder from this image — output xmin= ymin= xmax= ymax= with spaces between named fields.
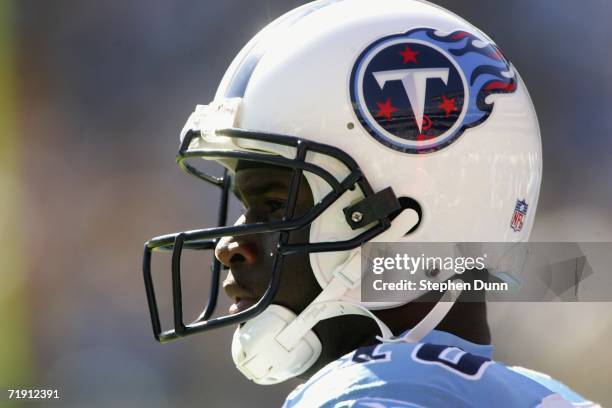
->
xmin=283 ymin=340 xmax=598 ymax=408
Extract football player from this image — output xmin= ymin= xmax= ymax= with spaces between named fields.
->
xmin=143 ymin=0 xmax=599 ymax=406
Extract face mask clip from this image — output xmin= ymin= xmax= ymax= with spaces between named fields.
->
xmin=343 ymin=187 xmax=401 ymax=230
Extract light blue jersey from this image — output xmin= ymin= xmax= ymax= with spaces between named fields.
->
xmin=283 ymin=330 xmax=598 ymax=408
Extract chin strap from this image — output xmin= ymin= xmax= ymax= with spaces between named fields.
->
xmin=232 ymin=210 xmax=463 ymax=384
xmin=232 ymin=248 xmax=394 ymax=385
xmin=275 ymin=209 xmax=421 ymax=350
xmin=233 ymin=253 xmax=461 ymax=384
xmin=275 ymin=248 xmax=394 ymax=351
xmin=379 ymin=282 xmax=462 ymax=344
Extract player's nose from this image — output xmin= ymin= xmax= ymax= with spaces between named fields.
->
xmin=214 ymin=236 xmax=257 ymax=268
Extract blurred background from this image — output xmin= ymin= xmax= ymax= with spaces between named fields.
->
xmin=1 ymin=0 xmax=611 ymax=406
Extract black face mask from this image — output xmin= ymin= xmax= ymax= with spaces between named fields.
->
xmin=142 ymin=128 xmax=416 ymax=343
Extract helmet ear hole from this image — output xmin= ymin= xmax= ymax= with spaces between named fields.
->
xmin=389 ymin=197 xmax=422 ymax=236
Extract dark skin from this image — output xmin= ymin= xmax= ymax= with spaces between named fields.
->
xmin=215 ymin=164 xmax=490 ymax=378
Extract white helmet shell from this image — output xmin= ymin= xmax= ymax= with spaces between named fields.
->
xmin=213 ymin=0 xmax=541 ymax=303
xmin=184 ymin=0 xmax=542 ymax=383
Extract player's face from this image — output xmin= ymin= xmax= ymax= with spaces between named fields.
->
xmin=215 ymin=164 xmax=386 ymax=377
xmin=215 ymin=164 xmax=321 ymax=318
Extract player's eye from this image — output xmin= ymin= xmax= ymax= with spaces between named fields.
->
xmin=265 ymin=199 xmax=286 ymax=213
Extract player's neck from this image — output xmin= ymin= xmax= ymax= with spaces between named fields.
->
xmin=436 ymin=301 xmax=491 ymax=345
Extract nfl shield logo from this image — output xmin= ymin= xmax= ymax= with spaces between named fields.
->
xmin=510 ymin=199 xmax=529 ymax=232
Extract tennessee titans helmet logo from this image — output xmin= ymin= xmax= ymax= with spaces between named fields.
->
xmin=350 ymin=28 xmax=517 ymax=154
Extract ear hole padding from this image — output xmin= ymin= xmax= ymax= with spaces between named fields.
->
xmin=389 ymin=197 xmax=422 ymax=236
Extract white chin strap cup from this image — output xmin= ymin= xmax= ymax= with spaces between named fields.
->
xmin=231 ymin=305 xmax=322 ymax=385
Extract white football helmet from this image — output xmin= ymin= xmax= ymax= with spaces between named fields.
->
xmin=143 ymin=0 xmax=541 ymax=385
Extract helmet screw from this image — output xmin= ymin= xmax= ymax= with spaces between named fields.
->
xmin=351 ymin=211 xmax=363 ymax=223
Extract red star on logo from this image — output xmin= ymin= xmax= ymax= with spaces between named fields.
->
xmin=438 ymin=95 xmax=458 ymax=117
xmin=376 ymin=98 xmax=398 ymax=121
xmin=399 ymin=46 xmax=419 ymax=64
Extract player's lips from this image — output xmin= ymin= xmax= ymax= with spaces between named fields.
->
xmin=223 ymin=281 xmax=258 ymax=315
xmin=229 ymin=297 xmax=257 ymax=315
